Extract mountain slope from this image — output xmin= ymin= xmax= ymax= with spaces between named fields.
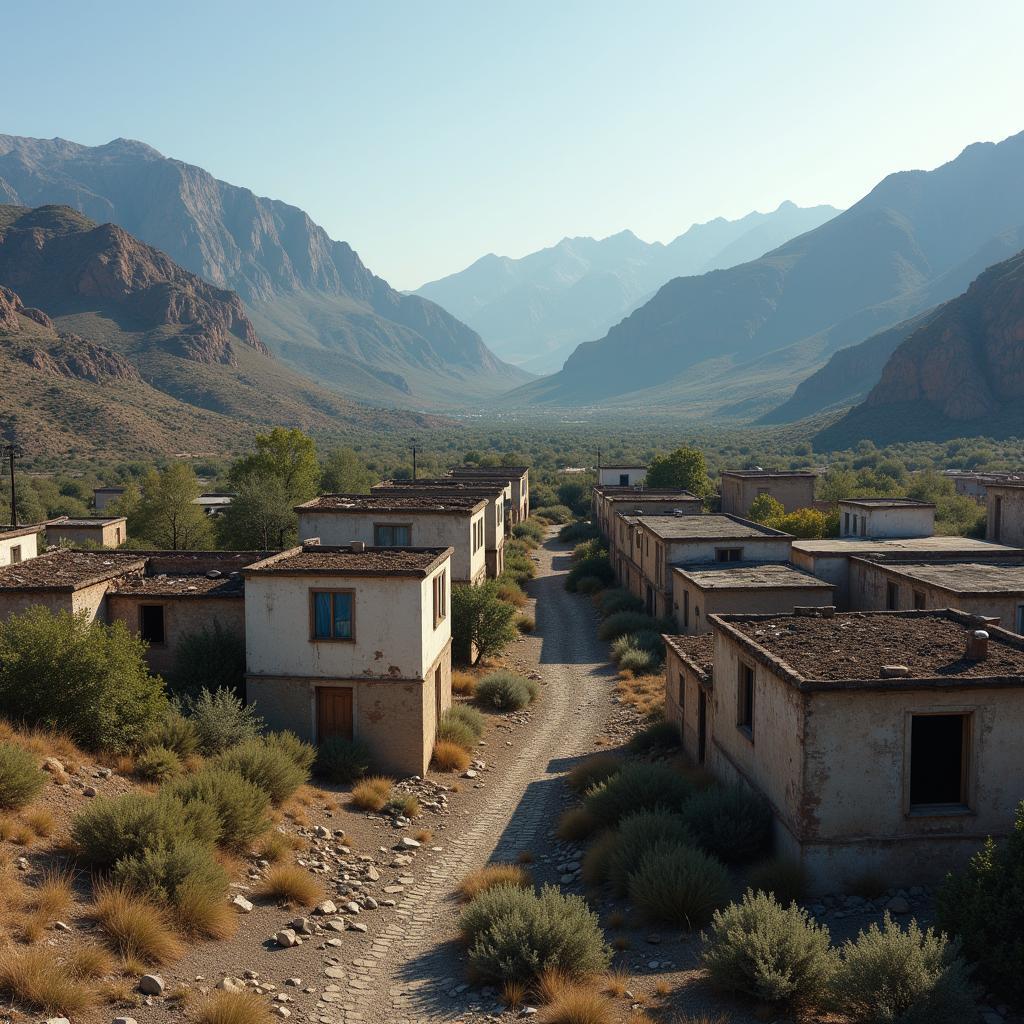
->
xmin=0 ymin=205 xmax=444 ymax=459
xmin=507 ymin=130 xmax=1024 ymax=414
xmin=414 ymin=202 xmax=838 ymax=373
xmin=0 ymin=135 xmax=529 ymax=407
xmin=815 ymin=249 xmax=1024 ymax=448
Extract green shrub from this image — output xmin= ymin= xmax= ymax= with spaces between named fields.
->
xmin=452 ymin=581 xmax=518 ymax=664
xmin=584 ymin=763 xmax=695 ymax=828
xmin=830 ymin=914 xmax=974 ymax=1023
xmin=702 ymin=889 xmax=837 ymax=1005
xmin=533 ymin=505 xmax=573 ymax=524
xmin=566 ymin=554 xmax=614 ymax=592
xmin=475 ymin=671 xmax=533 ymax=711
xmin=618 ymin=648 xmax=658 ymax=674
xmin=0 ymin=607 xmax=167 ymax=752
xmin=558 ymin=521 xmax=599 ymax=544
xmin=628 ymin=720 xmax=681 ymax=753
xmin=112 ymin=839 xmax=228 ymax=907
xmin=574 ymin=575 xmax=604 ymax=595
xmin=937 ymin=801 xmax=1024 ymax=1002
xmin=215 ymin=737 xmax=308 ymax=805
xmin=169 ymin=621 xmax=246 ymax=697
xmin=135 ymin=745 xmax=183 ymax=783
xmin=447 ymin=704 xmax=485 ymax=739
xmin=607 ymin=809 xmax=692 ymax=895
xmin=513 ymin=519 xmax=546 ymax=543
xmin=572 ymin=538 xmax=605 ymax=563
xmin=143 ymin=711 xmax=200 ymax=758
xmin=610 ymin=634 xmax=637 ymax=663
xmin=628 ymin=840 xmax=731 ymax=928
xmin=630 ymin=629 xmax=666 ymax=655
xmin=264 ymin=731 xmax=317 ymax=774
xmin=437 ymin=714 xmax=477 ymax=750
xmin=179 ymin=688 xmax=263 ymax=756
xmin=315 ymin=736 xmax=372 ymax=784
xmin=580 ymin=830 xmax=618 ymax=887
xmin=503 ymin=551 xmax=536 ymax=586
xmin=459 ymin=883 xmax=611 ymax=984
xmin=747 ymin=857 xmax=809 ymax=905
xmin=682 ymin=783 xmax=773 ymax=864
xmin=165 ymin=767 xmax=271 ymax=852
xmin=597 ymin=611 xmax=661 ymax=642
xmin=597 ymin=588 xmax=643 ymax=618
xmin=0 ymin=742 xmax=45 ymax=810
xmin=72 ymin=791 xmax=220 ymax=867
xmin=566 ymin=754 xmax=622 ymax=795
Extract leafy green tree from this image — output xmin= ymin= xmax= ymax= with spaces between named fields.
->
xmin=451 ymin=581 xmax=518 ymax=664
xmin=0 ymin=607 xmax=167 ymax=752
xmin=646 ymin=446 xmax=712 ymax=496
xmin=747 ymin=494 xmax=785 ymax=523
xmin=321 ymin=446 xmax=375 ymax=493
xmin=772 ymin=508 xmax=831 ymax=539
xmin=229 ymin=427 xmax=320 ymax=503
xmin=130 ymin=463 xmax=212 ymax=549
xmin=216 ymin=472 xmax=295 ymax=550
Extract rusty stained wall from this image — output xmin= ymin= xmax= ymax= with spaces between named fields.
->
xmin=671 ymin=575 xmax=834 ymax=634
xmin=720 ymin=476 xmax=816 ymax=517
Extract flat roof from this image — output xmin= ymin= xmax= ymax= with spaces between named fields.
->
xmin=245 ymin=544 xmax=452 ymax=578
xmin=839 ymin=497 xmax=935 ymax=509
xmin=296 ymin=494 xmax=486 ymax=515
xmin=0 ymin=550 xmax=145 ymax=591
xmin=852 ymin=558 xmax=1024 ymax=596
xmin=720 ymin=470 xmax=817 ymax=479
xmin=93 ymin=486 xmax=126 ymax=493
xmin=110 ymin=573 xmax=245 ymax=598
xmin=674 ymin=562 xmax=833 ymax=591
xmin=985 ymin=481 xmax=1024 ymax=491
xmin=663 ymin=633 xmax=714 ymax=681
xmin=372 ymin=481 xmax=506 ymax=498
xmin=639 ymin=514 xmax=792 ymax=541
xmin=604 ymin=491 xmax=700 ymax=504
xmin=450 ymin=466 xmax=528 ymax=476
xmin=0 ymin=524 xmax=41 ymax=542
xmin=793 ymin=536 xmax=1020 ymax=556
xmin=599 ymin=464 xmax=647 ymax=470
xmin=716 ymin=609 xmax=1024 ymax=687
xmin=47 ymin=516 xmax=126 ymax=527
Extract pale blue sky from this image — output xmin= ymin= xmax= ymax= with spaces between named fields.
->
xmin=4 ymin=0 xmax=1024 ymax=289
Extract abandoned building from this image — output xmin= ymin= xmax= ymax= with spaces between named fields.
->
xmin=376 ymin=476 xmax=514 ymax=536
xmin=987 ymin=481 xmax=1024 ymax=546
xmin=45 ymin=515 xmax=126 ymax=549
xmin=597 ymin=464 xmax=647 ymax=488
xmin=719 ymin=470 xmax=818 ymax=517
xmin=93 ymin=486 xmax=126 ymax=512
xmin=947 ymin=471 xmax=1024 ymax=503
xmin=671 ymin=562 xmax=834 ymax=634
xmin=634 ymin=515 xmax=793 ymax=620
xmin=243 ymin=544 xmax=453 ymax=777
xmin=194 ymin=492 xmax=236 ymax=517
xmin=838 ymin=498 xmax=935 ymax=539
xmin=0 ymin=524 xmax=39 ymax=567
xmin=449 ymin=466 xmax=530 ymax=524
xmin=666 ymin=608 xmax=1024 ymax=893
xmin=595 ymin=488 xmax=702 ymax=541
xmin=295 ymin=494 xmax=488 ymax=585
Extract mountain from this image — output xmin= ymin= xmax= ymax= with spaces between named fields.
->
xmin=0 ymin=135 xmax=530 ymax=407
xmin=0 ymin=205 xmax=444 ymax=459
xmin=815 ymin=249 xmax=1024 ymax=448
xmin=413 ymin=202 xmax=839 ymax=374
xmin=507 ymin=130 xmax=1024 ymax=415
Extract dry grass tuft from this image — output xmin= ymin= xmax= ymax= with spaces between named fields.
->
xmin=191 ymin=989 xmax=275 ymax=1023
xmin=257 ymin=832 xmax=290 ymax=863
xmin=557 ymin=806 xmax=597 ymax=841
xmin=534 ymin=968 xmax=572 ymax=1004
xmin=388 ymin=793 xmax=421 ymax=818
xmin=350 ymin=775 xmax=394 ymax=812
xmin=614 ymin=673 xmax=664 ymax=717
xmin=68 ymin=942 xmax=116 ymax=979
xmin=98 ymin=976 xmax=139 ymax=1004
xmin=25 ymin=865 xmax=75 ymax=919
xmin=606 ymin=910 xmax=625 ymax=929
xmin=0 ymin=815 xmax=15 ymax=842
xmin=413 ymin=828 xmax=433 ymax=845
xmin=14 ymin=910 xmax=47 ymax=943
xmin=432 ymin=740 xmax=471 ymax=773
xmin=537 ymin=982 xmax=615 ymax=1024
xmin=653 ymin=979 xmax=671 ymax=997
xmin=173 ymin=879 xmax=237 ymax=939
xmin=0 ymin=945 xmax=97 ymax=1013
xmin=452 ymin=671 xmax=478 ymax=696
xmin=502 ymin=979 xmax=527 ymax=1008
xmin=22 ymin=807 xmax=56 ymax=838
xmin=256 ymin=864 xmax=325 ymax=907
xmin=457 ymin=863 xmax=532 ymax=901
xmin=602 ymin=969 xmax=630 ymax=997
xmin=11 ymin=823 xmax=35 ymax=846
xmin=93 ymin=883 xmax=185 ymax=965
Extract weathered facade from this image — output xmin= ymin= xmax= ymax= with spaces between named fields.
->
xmin=987 ymin=482 xmax=1024 ymax=546
xmin=664 ymin=633 xmax=714 ymax=766
xmin=296 ymin=495 xmax=488 ymax=585
xmin=838 ymin=498 xmax=935 ymax=539
xmin=45 ymin=516 xmax=126 ymax=548
xmin=598 ymin=465 xmax=647 ymax=488
xmin=243 ymin=545 xmax=453 ymax=777
xmin=449 ymin=466 xmax=530 ymax=524
xmin=719 ymin=471 xmax=817 ymax=517
xmin=594 ymin=488 xmax=701 ymax=543
xmin=0 ymin=525 xmax=39 ymax=567
xmin=93 ymin=486 xmax=126 ymax=512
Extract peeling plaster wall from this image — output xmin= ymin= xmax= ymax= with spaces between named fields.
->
xmin=721 ymin=477 xmax=816 ymax=516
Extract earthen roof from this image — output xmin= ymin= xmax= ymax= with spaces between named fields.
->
xmin=854 ymin=559 xmax=1024 ymax=595
xmin=0 ymin=524 xmax=41 ymax=542
xmin=246 ymin=545 xmax=451 ymax=578
xmin=663 ymin=634 xmax=714 ymax=680
xmin=110 ymin=573 xmax=245 ymax=598
xmin=839 ymin=498 xmax=934 ymax=509
xmin=720 ymin=470 xmax=817 ymax=479
xmin=48 ymin=516 xmax=126 ymax=527
xmin=674 ymin=562 xmax=833 ymax=590
xmin=296 ymin=494 xmax=486 ymax=514
xmin=640 ymin=514 xmax=792 ymax=541
xmin=793 ymin=536 xmax=1019 ymax=556
xmin=604 ymin=492 xmax=700 ymax=504
xmin=0 ymin=550 xmax=145 ymax=590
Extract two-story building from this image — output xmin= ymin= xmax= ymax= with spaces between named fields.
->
xmin=838 ymin=498 xmax=935 ymax=539
xmin=635 ymin=514 xmax=793 ymax=621
xmin=0 ymin=524 xmax=40 ymax=567
xmin=449 ymin=466 xmax=530 ymax=524
xmin=719 ymin=470 xmax=818 ymax=517
xmin=296 ymin=495 xmax=488 ymax=586
xmin=243 ymin=544 xmax=453 ymax=776
xmin=987 ymin=481 xmax=1024 ymax=546
xmin=595 ymin=489 xmax=702 ymax=542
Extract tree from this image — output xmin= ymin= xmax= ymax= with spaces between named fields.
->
xmin=772 ymin=508 xmax=831 ymax=539
xmin=321 ymin=447 xmax=375 ymax=494
xmin=229 ymin=427 xmax=320 ymax=504
xmin=0 ymin=607 xmax=167 ymax=752
xmin=451 ymin=581 xmax=517 ymax=664
xmin=646 ymin=446 xmax=712 ymax=496
xmin=216 ymin=472 xmax=296 ymax=550
xmin=747 ymin=494 xmax=785 ymax=523
xmin=130 ymin=463 xmax=212 ymax=549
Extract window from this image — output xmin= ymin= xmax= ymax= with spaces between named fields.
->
xmin=374 ymin=524 xmax=411 ymax=546
xmin=619 ymin=473 xmax=629 ymax=486
xmin=994 ymin=496 xmax=1003 ymax=541
xmin=433 ymin=569 xmax=447 ymax=627
xmin=678 ymin=671 xmax=685 ymax=709
xmin=682 ymin=589 xmax=689 ymax=629
xmin=843 ymin=512 xmax=850 ymax=535
xmin=656 ymin=544 xmax=663 ymax=585
xmin=471 ymin=517 xmax=484 ymax=553
xmin=860 ymin=516 xmax=867 ymax=537
xmin=886 ymin=580 xmax=900 ymax=610
xmin=913 ymin=590 xmax=926 ymax=610
xmin=852 ymin=514 xmax=859 ymax=536
xmin=909 ymin=714 xmax=969 ymax=809
xmin=737 ymin=663 xmax=754 ymax=738
xmin=715 ymin=547 xmax=743 ymax=563
xmin=1017 ymin=604 xmax=1024 ymax=635
xmin=115 ymin=527 xmax=122 ymax=545
xmin=9 ymin=545 xmax=21 ymax=564
xmin=311 ymin=590 xmax=354 ymax=641
xmin=139 ymin=604 xmax=165 ymax=645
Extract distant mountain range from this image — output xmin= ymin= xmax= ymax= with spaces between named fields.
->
xmin=816 ymin=248 xmax=1024 ymax=447
xmin=414 ymin=202 xmax=838 ymax=374
xmin=0 ymin=205 xmax=443 ymax=459
xmin=0 ymin=135 xmax=529 ymax=407
xmin=506 ymin=130 xmax=1024 ymax=417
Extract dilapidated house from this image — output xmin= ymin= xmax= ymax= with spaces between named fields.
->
xmin=45 ymin=516 xmax=126 ymax=549
xmin=719 ymin=470 xmax=817 ymax=517
xmin=987 ymin=481 xmax=1024 ymax=546
xmin=449 ymin=466 xmax=530 ymax=524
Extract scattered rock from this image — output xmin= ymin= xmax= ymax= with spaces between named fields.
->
xmin=398 ymin=837 xmax=420 ymax=849
xmin=315 ymin=900 xmax=337 ymax=915
xmin=82 ymin=786 xmax=97 ymax=797
xmin=41 ymin=757 xmax=65 ymax=774
xmin=276 ymin=928 xmax=300 ymax=948
xmin=216 ymin=977 xmax=246 ymax=992
xmin=230 ymin=895 xmax=253 ymax=913
xmin=139 ymin=974 xmax=165 ymax=995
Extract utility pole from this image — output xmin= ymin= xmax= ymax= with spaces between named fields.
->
xmin=4 ymin=444 xmax=19 ymax=528
xmin=411 ymin=439 xmax=418 ymax=481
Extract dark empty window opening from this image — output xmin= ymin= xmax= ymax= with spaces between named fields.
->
xmin=619 ymin=473 xmax=629 ymax=486
xmin=844 ymin=512 xmax=851 ymax=534
xmin=678 ymin=671 xmax=685 ymax=709
xmin=10 ymin=545 xmax=21 ymax=564
xmin=737 ymin=663 xmax=754 ymax=738
xmin=886 ymin=580 xmax=900 ymax=610
xmin=716 ymin=547 xmax=743 ymax=563
xmin=910 ymin=714 xmax=967 ymax=808
xmin=139 ymin=604 xmax=166 ymax=645
xmin=913 ymin=590 xmax=926 ymax=610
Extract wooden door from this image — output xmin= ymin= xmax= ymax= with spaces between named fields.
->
xmin=317 ymin=687 xmax=353 ymax=741
xmin=697 ymin=690 xmax=707 ymax=765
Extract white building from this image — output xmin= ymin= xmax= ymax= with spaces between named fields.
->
xmin=838 ymin=498 xmax=935 ymax=539
xmin=598 ymin=465 xmax=648 ymax=488
xmin=0 ymin=525 xmax=40 ymax=567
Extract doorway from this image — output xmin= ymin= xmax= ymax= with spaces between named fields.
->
xmin=317 ymin=687 xmax=353 ymax=741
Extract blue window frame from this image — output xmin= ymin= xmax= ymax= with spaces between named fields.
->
xmin=312 ymin=590 xmax=354 ymax=640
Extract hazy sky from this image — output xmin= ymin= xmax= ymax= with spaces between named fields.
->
xmin=4 ymin=0 xmax=1024 ymax=289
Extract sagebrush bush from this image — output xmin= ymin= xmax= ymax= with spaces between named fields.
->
xmin=316 ymin=736 xmax=372 ymax=783
xmin=264 ymin=731 xmax=317 ymax=773
xmin=143 ymin=710 xmax=200 ymax=758
xmin=516 ymin=613 xmax=536 ymax=633
xmin=566 ymin=554 xmax=614 ymax=592
xmin=447 ymin=703 xmax=485 ymax=738
xmin=628 ymin=720 xmax=681 ymax=753
xmin=682 ymin=783 xmax=773 ymax=864
xmin=583 ymin=763 xmax=695 ymax=828
xmin=0 ymin=742 xmax=45 ymax=809
xmin=597 ymin=611 xmax=661 ymax=642
xmin=179 ymin=687 xmax=263 ymax=755
xmin=533 ymin=504 xmax=573 ymax=524
xmin=134 ymin=744 xmax=182 ymax=782
xmin=437 ymin=716 xmax=476 ymax=750
xmin=496 ymin=580 xmax=528 ymax=608
xmin=628 ymin=840 xmax=731 ymax=928
xmin=216 ymin=737 xmax=309 ymax=804
xmin=558 ymin=521 xmax=599 ymax=544
xmin=617 ymin=647 xmax=658 ymax=674
xmin=572 ymin=538 xmax=605 ymax=564
xmin=514 ymin=519 xmax=547 ymax=542
xmin=433 ymin=740 xmax=471 ymax=772
xmin=702 ymin=889 xmax=837 ymax=1005
xmin=607 ymin=809 xmax=691 ymax=895
xmin=747 ymin=857 xmax=809 ymax=905
xmin=386 ymin=792 xmax=421 ymax=819
xmin=112 ymin=839 xmax=228 ymax=907
xmin=557 ymin=806 xmax=598 ymax=841
xmin=476 ymin=671 xmax=533 ymax=711
xmin=596 ymin=588 xmax=643 ymax=618
xmin=574 ymin=576 xmax=603 ymax=595
xmin=72 ymin=791 xmax=219 ymax=866
xmin=566 ymin=754 xmax=622 ymax=795
xmin=459 ymin=883 xmax=611 ymax=984
xmin=830 ymin=914 xmax=975 ymax=1023
xmin=580 ymin=830 xmax=618 ymax=887
xmin=170 ymin=621 xmax=246 ymax=697
xmin=166 ymin=767 xmax=271 ymax=851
